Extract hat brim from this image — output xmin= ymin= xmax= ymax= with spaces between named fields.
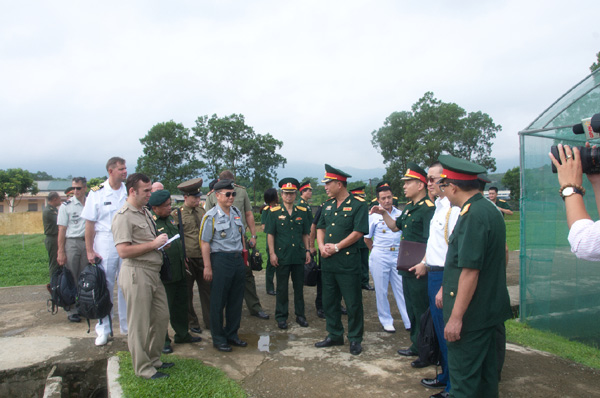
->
xmin=401 ymin=176 xmax=421 ymax=181
xmin=322 ymin=177 xmax=337 ymax=183
xmin=281 ymin=188 xmax=298 ymax=192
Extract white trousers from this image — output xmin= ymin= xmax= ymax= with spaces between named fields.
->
xmin=94 ymin=232 xmax=127 ymax=336
xmin=369 ymin=248 xmax=410 ymax=329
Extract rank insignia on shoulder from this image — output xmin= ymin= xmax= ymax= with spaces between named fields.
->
xmin=91 ymin=183 xmax=104 ymax=192
xmin=499 ymin=199 xmax=506 ymax=203
xmin=297 ymin=206 xmax=307 ymax=211
xmin=371 ymin=198 xmax=377 ymax=202
xmin=152 ymin=215 xmax=157 ymax=220
xmin=64 ymin=199 xmax=71 ymax=205
xmin=270 ymin=206 xmax=282 ymax=212
xmin=158 ymin=227 xmax=164 ymax=231
xmin=460 ymin=203 xmax=471 ymax=216
xmin=355 ymin=196 xmax=365 ymax=202
xmin=343 ymin=207 xmax=352 ymax=211
xmin=263 ymin=205 xmax=269 ymax=211
xmin=425 ymin=199 xmax=434 ymax=207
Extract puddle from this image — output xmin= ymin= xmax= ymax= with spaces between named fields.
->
xmin=239 ymin=333 xmax=298 ymax=353
xmin=2 ymin=327 xmax=28 ymax=337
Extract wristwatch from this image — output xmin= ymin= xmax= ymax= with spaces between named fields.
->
xmin=560 ymin=186 xmax=584 ymax=200
xmin=251 ymin=235 xmax=257 ymax=239
xmin=334 ymin=244 xmax=340 ymax=253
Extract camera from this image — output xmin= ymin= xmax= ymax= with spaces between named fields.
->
xmin=551 ymin=145 xmax=600 ymax=174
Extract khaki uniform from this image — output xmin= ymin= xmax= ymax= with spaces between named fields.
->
xmin=57 ymin=197 xmax=87 ymax=284
xmin=113 ymin=202 xmax=169 ymax=379
xmin=43 ymin=204 xmax=59 ymax=278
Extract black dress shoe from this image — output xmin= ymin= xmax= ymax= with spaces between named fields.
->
xmin=214 ymin=343 xmax=232 ymax=352
xmin=349 ymin=341 xmax=362 ymax=355
xmin=177 ymin=336 xmax=202 ymax=344
xmin=162 ymin=345 xmax=173 ymax=354
xmin=267 ymin=290 xmax=276 ymax=296
xmin=421 ymin=378 xmax=447 ymax=389
xmin=340 ymin=306 xmax=348 ymax=315
xmin=397 ymin=348 xmax=418 ymax=357
xmin=252 ymin=310 xmax=270 ymax=320
xmin=430 ymin=392 xmax=449 ymax=398
xmin=190 ymin=327 xmax=202 ymax=334
xmin=227 ymin=338 xmax=248 ymax=347
xmin=411 ymin=359 xmax=430 ymax=368
xmin=296 ymin=316 xmax=308 ymax=327
xmin=278 ymin=320 xmax=288 ymax=329
xmin=315 ymin=337 xmax=344 ymax=348
xmin=156 ymin=362 xmax=175 ymax=369
xmin=150 ymin=372 xmax=169 ymax=379
xmin=68 ymin=314 xmax=81 ymax=323
xmin=361 ymin=284 xmax=375 ymax=291
xmin=316 ymin=309 xmax=325 ymax=319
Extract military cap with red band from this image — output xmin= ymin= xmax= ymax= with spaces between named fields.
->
xmin=438 ymin=154 xmax=487 ymax=181
xmin=350 ymin=186 xmax=366 ymax=196
xmin=299 ymin=180 xmax=313 ymax=191
xmin=322 ymin=164 xmax=352 ymax=183
xmin=279 ymin=177 xmax=300 ymax=192
xmin=400 ymin=162 xmax=427 ymax=184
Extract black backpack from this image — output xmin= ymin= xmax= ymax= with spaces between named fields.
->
xmin=417 ymin=307 xmax=441 ymax=366
xmin=76 ymin=262 xmax=113 ymax=335
xmin=47 ymin=267 xmax=77 ymax=314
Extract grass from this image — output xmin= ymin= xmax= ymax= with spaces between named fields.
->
xmin=117 ymin=352 xmax=246 ymax=398
xmin=505 ymin=212 xmax=520 ymax=251
xmin=0 ymin=234 xmax=50 ymax=287
xmin=506 ymin=319 xmax=600 ymax=369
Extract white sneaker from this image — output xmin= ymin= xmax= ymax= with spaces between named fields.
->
xmin=383 ymin=325 xmax=396 ymax=333
xmin=95 ymin=334 xmax=108 ymax=346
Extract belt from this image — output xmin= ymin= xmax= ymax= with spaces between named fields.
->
xmin=374 ymin=246 xmax=400 ymax=251
xmin=426 ymin=265 xmax=444 ymax=272
xmin=67 ymin=237 xmax=85 ymax=241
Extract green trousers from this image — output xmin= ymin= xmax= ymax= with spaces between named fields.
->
xmin=266 ymin=260 xmax=276 ymax=293
xmin=360 ymin=247 xmax=370 ymax=286
xmin=322 ymin=270 xmax=364 ymax=342
xmin=400 ymin=271 xmax=429 ymax=352
xmin=275 ymin=263 xmax=305 ymax=322
xmin=45 ymin=235 xmax=59 ymax=279
xmin=164 ymin=277 xmax=192 ymax=345
xmin=244 ymin=265 xmax=263 ymax=315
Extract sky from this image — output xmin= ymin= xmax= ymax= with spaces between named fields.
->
xmin=1 ymin=0 xmax=599 ymax=180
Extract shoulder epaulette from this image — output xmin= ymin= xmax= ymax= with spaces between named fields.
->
xmin=354 ymin=196 xmax=365 ymax=202
xmin=425 ymin=199 xmax=434 ymax=207
xmin=297 ymin=206 xmax=307 ymax=211
xmin=207 ymin=189 xmax=214 ymax=195
xmin=152 ymin=214 xmax=157 ymax=221
xmin=393 ymin=196 xmax=398 ymax=199
xmin=499 ymin=199 xmax=506 ymax=203
xmin=406 ymin=201 xmax=413 ymax=205
xmin=263 ymin=205 xmax=269 ymax=211
xmin=234 ymin=183 xmax=246 ymax=190
xmin=91 ymin=183 xmax=104 ymax=192
xmin=270 ymin=206 xmax=282 ymax=212
xmin=460 ymin=203 xmax=471 ymax=216
xmin=371 ymin=198 xmax=377 ymax=202
xmin=327 ymin=198 xmax=336 ymax=203
xmin=64 ymin=199 xmax=72 ymax=205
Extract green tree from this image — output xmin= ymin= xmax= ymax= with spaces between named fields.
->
xmin=502 ymin=166 xmax=520 ymax=203
xmin=0 ymin=168 xmax=39 ymax=212
xmin=246 ymin=133 xmax=287 ymax=203
xmin=136 ymin=120 xmax=205 ymax=192
xmin=590 ymin=52 xmax=600 ymax=73
xmin=31 ymin=171 xmax=54 ymax=180
xmin=192 ymin=114 xmax=256 ymax=179
xmin=371 ymin=91 xmax=500 ymax=194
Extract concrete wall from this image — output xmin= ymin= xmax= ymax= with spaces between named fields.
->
xmin=0 ymin=212 xmax=44 ymax=235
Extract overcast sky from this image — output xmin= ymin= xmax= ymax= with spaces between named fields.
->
xmin=1 ymin=0 xmax=598 ymax=179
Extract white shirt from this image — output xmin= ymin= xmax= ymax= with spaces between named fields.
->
xmin=366 ymin=207 xmax=402 ymax=247
xmin=81 ymin=179 xmax=127 ymax=233
xmin=425 ymin=196 xmax=460 ymax=266
xmin=568 ymin=219 xmax=600 ymax=261
xmin=57 ymin=196 xmax=86 ymax=238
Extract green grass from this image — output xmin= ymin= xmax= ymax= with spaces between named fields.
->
xmin=506 ymin=319 xmax=600 ymax=369
xmin=0 ymin=234 xmax=50 ymax=287
xmin=505 ymin=212 xmax=520 ymax=251
xmin=117 ymin=352 xmax=246 ymax=398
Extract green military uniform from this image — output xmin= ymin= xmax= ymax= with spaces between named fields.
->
xmin=266 ymin=178 xmax=311 ymax=324
xmin=261 ymin=205 xmax=276 ymax=293
xmin=206 ymin=183 xmax=265 ymax=317
xmin=439 ymin=155 xmax=512 ymax=398
xmin=395 ymin=164 xmax=435 ymax=353
xmin=317 ymin=166 xmax=369 ymax=345
xmin=350 ymin=186 xmax=372 ymax=289
xmin=494 ymin=198 xmax=511 ymax=217
xmin=43 ymin=203 xmax=60 ymax=279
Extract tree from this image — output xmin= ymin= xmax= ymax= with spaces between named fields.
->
xmin=590 ymin=52 xmax=600 ymax=73
xmin=31 ymin=171 xmax=54 ymax=180
xmin=371 ymin=92 xmax=500 ymax=194
xmin=136 ymin=120 xmax=205 ymax=192
xmin=88 ymin=177 xmax=106 ymax=189
xmin=246 ymin=133 xmax=287 ymax=203
xmin=0 ymin=168 xmax=39 ymax=212
xmin=192 ymin=114 xmax=256 ymax=179
xmin=501 ymin=166 xmax=520 ymax=204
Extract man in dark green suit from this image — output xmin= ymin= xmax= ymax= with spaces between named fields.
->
xmin=149 ymin=190 xmax=202 ymax=354
xmin=266 ymin=178 xmax=311 ymax=329
xmin=315 ymin=165 xmax=368 ymax=355
xmin=371 ymin=162 xmax=435 ymax=364
xmin=438 ymin=155 xmax=512 ymax=398
xmin=350 ymin=186 xmax=374 ymax=291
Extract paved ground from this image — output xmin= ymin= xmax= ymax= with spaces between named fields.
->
xmin=1 ymin=251 xmax=600 ymax=397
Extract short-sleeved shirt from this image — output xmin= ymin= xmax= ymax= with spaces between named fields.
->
xmin=395 ymin=196 xmax=435 ymax=243
xmin=425 ymin=196 xmax=460 ymax=267
xmin=172 ymin=204 xmax=205 ymax=258
xmin=442 ymin=193 xmax=512 ymax=332
xmin=57 ymin=197 xmax=86 ymax=238
xmin=265 ymin=204 xmax=311 ymax=265
xmin=494 ymin=198 xmax=511 ymax=218
xmin=81 ymin=180 xmax=127 ymax=232
xmin=204 ymin=185 xmax=252 ymax=230
xmin=200 ymin=204 xmax=244 ymax=253
xmin=317 ymin=194 xmax=369 ymax=274
xmin=43 ymin=205 xmax=59 ymax=236
xmin=112 ymin=201 xmax=163 ymax=270
xmin=153 ymin=211 xmax=185 ymax=283
xmin=366 ymin=207 xmax=402 ymax=248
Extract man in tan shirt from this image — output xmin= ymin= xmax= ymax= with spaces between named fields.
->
xmin=112 ymin=173 xmax=171 ymax=380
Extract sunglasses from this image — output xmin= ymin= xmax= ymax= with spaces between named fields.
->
xmin=219 ymin=191 xmax=237 ymax=198
xmin=427 ymin=177 xmax=441 ymax=184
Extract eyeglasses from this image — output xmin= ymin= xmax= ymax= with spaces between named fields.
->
xmin=72 ymin=187 xmax=84 ymax=190
xmin=218 ymin=191 xmax=237 ymax=198
xmin=427 ymin=177 xmax=441 ymax=184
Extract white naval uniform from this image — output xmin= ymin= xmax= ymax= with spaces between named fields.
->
xmin=81 ymin=179 xmax=128 ymax=336
xmin=366 ymin=207 xmax=410 ymax=329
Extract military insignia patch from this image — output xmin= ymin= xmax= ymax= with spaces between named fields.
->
xmin=295 ymin=217 xmax=302 ymax=221
xmin=326 ymin=206 xmax=332 ymax=210
xmin=278 ymin=215 xmax=286 ymax=220
xmin=343 ymin=207 xmax=352 ymax=211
